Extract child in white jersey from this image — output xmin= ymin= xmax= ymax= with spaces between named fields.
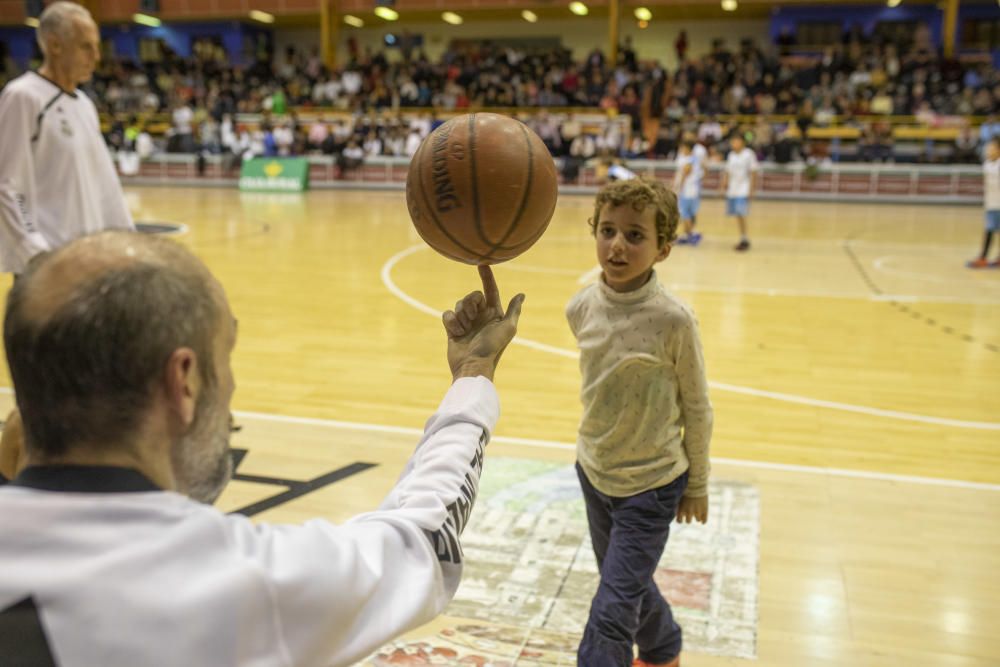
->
xmin=566 ymin=178 xmax=713 ymax=667
xmin=968 ymin=138 xmax=1000 ymax=268
xmin=720 ymin=133 xmax=759 ymax=252
xmin=674 ymin=139 xmax=704 ymax=246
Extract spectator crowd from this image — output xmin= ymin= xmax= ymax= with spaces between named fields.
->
xmin=6 ymin=21 xmax=998 ymax=169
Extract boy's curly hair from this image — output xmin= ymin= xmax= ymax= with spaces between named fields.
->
xmin=589 ymin=178 xmax=680 ymax=249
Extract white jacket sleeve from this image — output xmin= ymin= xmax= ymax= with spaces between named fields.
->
xmin=0 ymin=85 xmax=51 ymax=274
xmin=225 ymin=376 xmax=499 ymax=667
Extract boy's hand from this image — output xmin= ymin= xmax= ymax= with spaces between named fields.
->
xmin=677 ymin=494 xmax=708 ymax=524
xmin=443 ymin=265 xmax=525 ymax=382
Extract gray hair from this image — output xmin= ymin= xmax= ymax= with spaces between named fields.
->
xmin=36 ymin=1 xmax=93 ymax=54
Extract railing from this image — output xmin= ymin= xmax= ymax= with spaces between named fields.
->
xmin=100 ymin=109 xmax=992 ymax=142
xmin=102 ymin=109 xmax=994 ymax=128
xmin=120 ymin=153 xmax=985 ymax=203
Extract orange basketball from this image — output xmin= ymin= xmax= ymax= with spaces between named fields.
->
xmin=405 ymin=113 xmax=558 ymax=265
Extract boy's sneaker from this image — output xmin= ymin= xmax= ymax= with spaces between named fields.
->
xmin=689 ymin=232 xmax=702 ymax=246
xmin=633 ymin=658 xmax=680 ymax=667
xmin=734 ymin=239 xmax=751 ymax=252
xmin=967 ymin=258 xmax=990 ymax=269
xmin=676 ymin=236 xmax=692 ymax=245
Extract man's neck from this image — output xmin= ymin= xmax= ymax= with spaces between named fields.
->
xmin=38 ymin=64 xmax=76 ymax=94
xmin=28 ymin=445 xmax=176 ymax=491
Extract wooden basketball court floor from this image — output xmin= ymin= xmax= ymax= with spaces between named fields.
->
xmin=2 ymin=186 xmax=998 ymax=665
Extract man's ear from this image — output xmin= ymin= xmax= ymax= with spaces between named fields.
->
xmin=46 ymin=36 xmax=61 ymax=58
xmin=163 ymin=348 xmax=200 ymax=429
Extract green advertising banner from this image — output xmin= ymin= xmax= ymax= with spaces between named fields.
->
xmin=239 ymin=158 xmax=309 ymax=192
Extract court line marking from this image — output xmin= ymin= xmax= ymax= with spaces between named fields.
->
xmin=577 ymin=266 xmax=603 ymax=285
xmin=579 ymin=266 xmax=1000 ymax=305
xmin=229 ymin=409 xmax=1000 ymax=492
xmin=134 ymin=221 xmax=190 ymax=237
xmin=583 ymin=264 xmax=1000 ymax=303
xmin=667 ymin=284 xmax=996 ymax=305
xmin=382 ymin=244 xmax=1000 ymax=432
xmin=873 ymin=256 xmax=1000 ymax=291
xmin=0 ymin=387 xmax=994 ymax=491
xmin=503 ymin=264 xmax=581 ymax=277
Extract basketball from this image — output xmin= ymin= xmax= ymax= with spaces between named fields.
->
xmin=405 ymin=113 xmax=559 ymax=265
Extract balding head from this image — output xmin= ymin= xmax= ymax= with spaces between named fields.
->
xmin=17 ymin=232 xmax=214 ymax=323
xmin=5 ymin=231 xmax=225 ymax=460
xmin=37 ymin=1 xmax=93 ymax=54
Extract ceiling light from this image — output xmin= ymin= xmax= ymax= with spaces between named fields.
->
xmin=24 ymin=17 xmax=40 ymax=27
xmin=721 ymin=0 xmax=737 ymax=11
xmin=132 ymin=13 xmax=161 ymax=27
xmin=442 ymin=11 xmax=463 ymax=25
xmin=570 ymin=2 xmax=589 ymax=16
xmin=887 ymin=0 xmax=902 ymax=6
xmin=343 ymin=14 xmax=364 ymax=27
xmin=634 ymin=7 xmax=652 ymax=21
xmin=521 ymin=9 xmax=538 ymax=23
xmin=374 ymin=6 xmax=399 ymax=21
xmin=249 ymin=10 xmax=274 ymax=23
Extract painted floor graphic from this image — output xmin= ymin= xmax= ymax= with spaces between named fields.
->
xmin=365 ymin=458 xmax=759 ymax=665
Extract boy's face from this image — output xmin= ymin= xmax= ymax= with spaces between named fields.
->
xmin=595 ymin=203 xmax=670 ymax=293
xmin=732 ymin=137 xmax=745 ymax=151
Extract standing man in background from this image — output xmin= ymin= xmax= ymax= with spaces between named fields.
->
xmin=0 ymin=1 xmax=134 ymax=276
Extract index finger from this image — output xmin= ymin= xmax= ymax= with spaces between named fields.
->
xmin=478 ymin=265 xmax=501 ymax=310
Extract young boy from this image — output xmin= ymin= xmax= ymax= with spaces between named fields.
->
xmin=719 ymin=133 xmax=759 ymax=252
xmin=566 ymin=178 xmax=713 ymax=667
xmin=674 ymin=139 xmax=704 ymax=245
xmin=968 ymin=138 xmax=1000 ymax=268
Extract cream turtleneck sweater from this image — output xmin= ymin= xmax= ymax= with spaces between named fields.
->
xmin=566 ymin=271 xmax=713 ymax=498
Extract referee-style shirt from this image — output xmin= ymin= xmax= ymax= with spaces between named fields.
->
xmin=0 ymin=71 xmax=133 ymax=274
xmin=0 ymin=377 xmax=499 ymax=666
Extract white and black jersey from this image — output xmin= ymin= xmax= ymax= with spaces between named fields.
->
xmin=0 ymin=71 xmax=133 ymax=274
xmin=0 ymin=377 xmax=498 ymax=666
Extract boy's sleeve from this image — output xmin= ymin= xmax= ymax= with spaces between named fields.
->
xmin=671 ymin=310 xmax=713 ymax=497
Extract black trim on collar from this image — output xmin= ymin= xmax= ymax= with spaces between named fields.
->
xmin=29 ymin=70 xmax=78 ymax=98
xmin=12 ymin=465 xmax=161 ymax=493
xmin=30 ymin=90 xmax=64 ymax=144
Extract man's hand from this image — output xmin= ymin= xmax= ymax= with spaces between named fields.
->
xmin=443 ymin=265 xmax=525 ymax=382
xmin=677 ymin=494 xmax=708 ymax=524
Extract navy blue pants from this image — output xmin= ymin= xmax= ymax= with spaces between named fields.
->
xmin=576 ymin=464 xmax=687 ymax=666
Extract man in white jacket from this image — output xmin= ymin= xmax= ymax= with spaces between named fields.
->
xmin=0 ymin=230 xmax=524 ymax=666
xmin=0 ymin=2 xmax=134 ymax=276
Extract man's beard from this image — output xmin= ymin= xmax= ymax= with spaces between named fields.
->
xmin=172 ymin=388 xmax=233 ymax=505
